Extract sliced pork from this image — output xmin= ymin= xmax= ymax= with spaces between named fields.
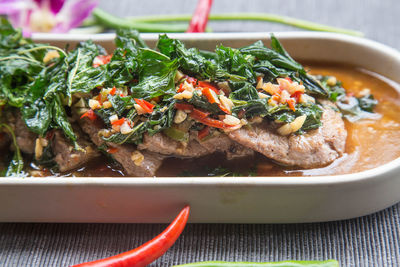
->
xmin=138 ymin=131 xmax=254 ymax=159
xmin=78 ymin=118 xmax=164 ymax=177
xmin=52 ymin=130 xmax=100 ymax=172
xmin=228 ymin=101 xmax=347 ymax=168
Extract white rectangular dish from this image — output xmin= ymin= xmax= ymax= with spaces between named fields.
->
xmin=1 ymin=32 xmax=400 ymax=223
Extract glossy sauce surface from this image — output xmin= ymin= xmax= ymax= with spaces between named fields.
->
xmin=70 ymin=63 xmax=400 ymax=177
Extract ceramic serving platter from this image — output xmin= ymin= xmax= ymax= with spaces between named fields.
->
xmin=1 ymin=32 xmax=400 ymax=223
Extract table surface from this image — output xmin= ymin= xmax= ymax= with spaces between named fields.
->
xmin=1 ymin=0 xmax=400 ymax=266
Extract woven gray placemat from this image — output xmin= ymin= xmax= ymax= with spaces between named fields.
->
xmin=0 ymin=204 xmax=399 ymax=266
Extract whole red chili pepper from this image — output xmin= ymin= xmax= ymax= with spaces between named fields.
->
xmin=186 ymin=0 xmax=214 ymax=33
xmin=72 ymin=206 xmax=190 ymax=267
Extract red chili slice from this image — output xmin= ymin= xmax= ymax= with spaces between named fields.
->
xmin=107 ymin=147 xmax=118 ymax=154
xmin=197 ymin=81 xmax=219 ymax=94
xmin=109 ymin=87 xmax=116 ymax=96
xmin=134 ymin=98 xmax=155 ymax=113
xmin=198 ymin=126 xmax=210 ymax=140
xmin=287 ymin=98 xmax=296 ymax=112
xmin=80 ymin=110 xmax=98 ymax=121
xmin=174 ymin=103 xmax=194 ymax=111
xmin=191 ymin=108 xmax=210 ymax=119
xmin=202 ymin=87 xmax=218 ymax=104
xmin=92 ymin=54 xmax=112 ymax=68
xmin=111 ymin=118 xmax=126 ymax=126
xmin=186 ymin=77 xmax=197 ymax=86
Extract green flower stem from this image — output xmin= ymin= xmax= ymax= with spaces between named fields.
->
xmin=92 ymin=9 xmax=189 ymax=32
xmin=130 ymin=13 xmax=363 ymax=37
xmin=91 ymin=8 xmax=362 ymax=37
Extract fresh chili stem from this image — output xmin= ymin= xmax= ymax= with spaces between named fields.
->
xmin=72 ymin=206 xmax=190 ymax=267
xmin=186 ymin=0 xmax=214 ymax=33
xmin=125 ymin=13 xmax=363 ymax=37
xmin=173 ymin=260 xmax=340 ymax=267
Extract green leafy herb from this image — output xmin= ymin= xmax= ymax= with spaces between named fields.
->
xmin=0 ymin=124 xmax=25 ymax=177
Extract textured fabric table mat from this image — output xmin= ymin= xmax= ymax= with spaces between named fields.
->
xmin=1 ymin=0 xmax=399 ymax=266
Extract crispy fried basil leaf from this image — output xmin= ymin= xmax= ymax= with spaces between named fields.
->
xmin=67 ymin=41 xmax=107 ymax=96
xmin=130 ymin=48 xmax=178 ymax=99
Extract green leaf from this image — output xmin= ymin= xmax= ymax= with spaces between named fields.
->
xmin=21 ymin=99 xmax=52 ymax=136
xmin=0 ymin=124 xmax=25 ymax=177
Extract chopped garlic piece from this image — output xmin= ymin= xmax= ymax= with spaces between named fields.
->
xmin=103 ymin=101 xmax=112 ymax=109
xmin=88 ymin=99 xmax=101 ymax=110
xmin=279 ymin=90 xmax=291 ymax=104
xmin=173 ymin=90 xmax=193 ymax=100
xmin=299 ymin=94 xmax=315 ymax=104
xmin=109 ymin=115 xmax=118 ymax=123
xmin=134 ymin=103 xmax=146 ymax=115
xmin=120 ymin=121 xmax=133 ymax=134
xmin=35 ymin=138 xmax=44 ymax=160
xmin=326 ymin=76 xmax=337 ymax=86
xmin=131 ymin=151 xmax=144 ymax=166
xmin=277 ymin=123 xmax=292 ymax=136
xmin=43 ymin=50 xmax=59 ymax=64
xmin=174 ymin=109 xmax=187 ymax=124
xmin=290 ymin=115 xmax=307 ymax=133
xmin=262 ymin=82 xmax=280 ymax=95
xmin=277 ymin=115 xmax=307 ymax=136
xmin=174 ymin=70 xmax=185 ymax=83
xmin=223 ymin=115 xmax=241 ymax=126
xmin=258 ymin=92 xmax=268 ymax=99
xmin=256 ymin=77 xmax=264 ymax=89
xmin=219 ymin=95 xmax=234 ymax=112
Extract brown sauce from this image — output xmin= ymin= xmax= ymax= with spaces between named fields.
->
xmin=68 ymin=63 xmax=400 ymax=177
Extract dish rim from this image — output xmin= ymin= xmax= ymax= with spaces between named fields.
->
xmin=3 ymin=31 xmax=400 ymax=186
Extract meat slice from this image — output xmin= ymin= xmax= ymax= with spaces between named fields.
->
xmin=138 ymin=131 xmax=254 ymax=159
xmin=52 ymin=130 xmax=100 ymax=172
xmin=7 ymin=112 xmax=37 ymax=154
xmin=0 ymin=132 xmax=10 ymax=150
xmin=7 ymin=111 xmax=101 ymax=172
xmin=78 ymin=118 xmax=163 ymax=177
xmin=228 ymin=101 xmax=347 ymax=168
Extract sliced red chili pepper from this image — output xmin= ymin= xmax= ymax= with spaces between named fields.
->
xmin=175 ymin=103 xmax=194 ymax=111
xmin=80 ymin=110 xmax=98 ymax=121
xmin=195 ymin=116 xmax=227 ymax=129
xmin=197 ymin=81 xmax=219 ymax=94
xmin=109 ymin=87 xmax=116 ymax=96
xmin=92 ymin=54 xmax=112 ymax=68
xmin=191 ymin=108 xmax=210 ymax=119
xmin=107 ymin=147 xmax=118 ymax=154
xmin=198 ymin=126 xmax=210 ymax=140
xmin=291 ymin=91 xmax=303 ymax=102
xmin=287 ymin=98 xmax=296 ymax=112
xmin=202 ymin=87 xmax=218 ymax=104
xmin=177 ymin=83 xmax=185 ymax=93
xmin=134 ymin=98 xmax=155 ymax=113
xmin=72 ymin=206 xmax=190 ymax=267
xmin=218 ymin=103 xmax=231 ymax=114
xmin=111 ymin=118 xmax=126 ymax=126
xmin=95 ymin=94 xmax=103 ymax=105
xmin=186 ymin=0 xmax=214 ymax=33
xmin=186 ymin=77 xmax=197 ymax=86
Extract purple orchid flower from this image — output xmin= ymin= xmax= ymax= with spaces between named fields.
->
xmin=0 ymin=0 xmax=98 ymax=35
